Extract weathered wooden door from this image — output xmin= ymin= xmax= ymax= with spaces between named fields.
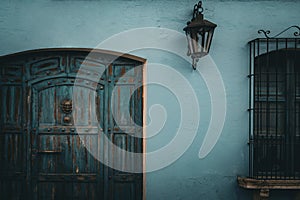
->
xmin=0 ymin=49 xmax=145 ymax=200
xmin=0 ymin=64 xmax=26 ymax=199
xmin=30 ymin=77 xmax=104 ymax=199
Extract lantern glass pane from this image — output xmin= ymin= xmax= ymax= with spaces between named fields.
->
xmin=191 ymin=32 xmax=198 ymax=54
xmin=185 ymin=32 xmax=193 ymax=55
xmin=205 ymin=29 xmax=214 ymax=53
xmin=185 ymin=25 xmax=215 ymax=59
xmin=200 ymin=31 xmax=206 ymax=53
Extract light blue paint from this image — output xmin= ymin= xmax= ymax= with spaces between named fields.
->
xmin=0 ymin=0 xmax=300 ymax=199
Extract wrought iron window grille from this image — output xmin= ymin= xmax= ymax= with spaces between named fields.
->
xmin=248 ymin=25 xmax=300 ymax=180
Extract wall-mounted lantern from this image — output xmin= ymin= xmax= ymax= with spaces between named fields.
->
xmin=183 ymin=1 xmax=217 ymax=70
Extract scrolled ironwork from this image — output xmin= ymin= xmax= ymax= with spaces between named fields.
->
xmin=192 ymin=1 xmax=203 ymax=20
xmin=258 ymin=25 xmax=300 ymax=38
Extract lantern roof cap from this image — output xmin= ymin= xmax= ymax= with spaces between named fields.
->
xmin=183 ymin=14 xmax=217 ymax=31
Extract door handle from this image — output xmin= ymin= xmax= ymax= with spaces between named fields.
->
xmin=36 ymin=150 xmax=63 ymax=154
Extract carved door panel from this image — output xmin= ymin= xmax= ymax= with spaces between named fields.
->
xmin=30 ymin=78 xmax=104 ymax=200
xmin=106 ymin=64 xmax=143 ymax=200
xmin=0 ymin=65 xmax=26 ymax=200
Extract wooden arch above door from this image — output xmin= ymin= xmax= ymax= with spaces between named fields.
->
xmin=0 ymin=48 xmax=146 ymax=200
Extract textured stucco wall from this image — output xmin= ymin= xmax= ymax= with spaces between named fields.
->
xmin=0 ymin=0 xmax=299 ymax=199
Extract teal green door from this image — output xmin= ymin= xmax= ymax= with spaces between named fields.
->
xmin=0 ymin=49 xmax=144 ymax=200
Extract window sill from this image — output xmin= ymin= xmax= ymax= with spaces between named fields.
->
xmin=238 ymin=176 xmax=300 ymax=189
xmin=238 ymin=176 xmax=300 ymax=199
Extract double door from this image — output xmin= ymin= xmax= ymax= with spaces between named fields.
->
xmin=0 ymin=49 xmax=144 ymax=199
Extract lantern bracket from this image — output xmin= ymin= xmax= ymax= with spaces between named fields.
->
xmin=192 ymin=1 xmax=204 ymax=20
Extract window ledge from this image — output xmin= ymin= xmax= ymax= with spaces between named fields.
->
xmin=238 ymin=176 xmax=300 ymax=190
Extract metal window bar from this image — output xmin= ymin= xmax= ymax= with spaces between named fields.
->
xmin=248 ymin=37 xmax=300 ymax=180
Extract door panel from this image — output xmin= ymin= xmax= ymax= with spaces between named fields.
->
xmin=31 ymin=81 xmax=104 ymax=199
xmin=35 ymin=135 xmax=73 ymax=173
xmin=107 ymin=64 xmax=143 ymax=200
xmin=0 ymin=179 xmax=26 ymax=200
xmin=37 ymin=182 xmax=73 ymax=200
xmin=1 ymin=85 xmax=23 ymax=129
xmin=0 ymin=134 xmax=26 ymax=172
xmin=0 ymin=65 xmax=26 ymax=200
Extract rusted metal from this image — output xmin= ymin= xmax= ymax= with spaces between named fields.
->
xmin=61 ymin=99 xmax=73 ymax=114
xmin=37 ymin=150 xmax=63 ymax=154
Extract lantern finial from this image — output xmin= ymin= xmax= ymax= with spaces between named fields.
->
xmin=193 ymin=1 xmax=203 ymax=20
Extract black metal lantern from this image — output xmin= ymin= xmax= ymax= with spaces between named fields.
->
xmin=183 ymin=1 xmax=217 ymax=70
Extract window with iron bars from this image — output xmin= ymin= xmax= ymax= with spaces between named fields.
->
xmin=249 ymin=38 xmax=300 ymax=179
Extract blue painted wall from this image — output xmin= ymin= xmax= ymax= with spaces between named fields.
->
xmin=0 ymin=0 xmax=299 ymax=199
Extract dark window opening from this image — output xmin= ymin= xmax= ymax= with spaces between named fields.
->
xmin=249 ymin=38 xmax=300 ymax=179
